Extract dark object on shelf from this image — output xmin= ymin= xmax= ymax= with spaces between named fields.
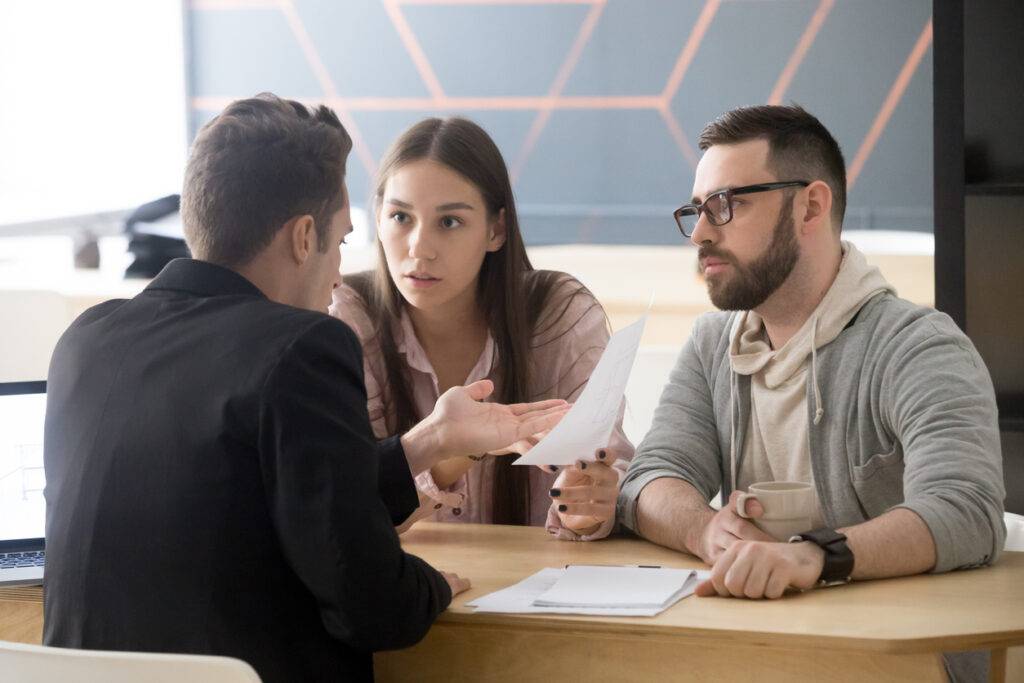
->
xmin=124 ymin=194 xmax=189 ymax=279
xmin=73 ymin=230 xmax=100 ymax=269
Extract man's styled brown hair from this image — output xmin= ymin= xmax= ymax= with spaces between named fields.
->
xmin=181 ymin=93 xmax=353 ymax=267
xmin=698 ymin=104 xmax=847 ymax=229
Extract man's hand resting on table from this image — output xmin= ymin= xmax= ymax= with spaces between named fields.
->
xmin=693 ymin=491 xmax=825 ymax=599
xmin=441 ymin=571 xmax=471 ymax=598
xmin=695 ymin=539 xmax=825 ymax=599
xmin=694 ymin=491 xmax=775 ymax=563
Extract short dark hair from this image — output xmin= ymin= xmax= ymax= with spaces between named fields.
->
xmin=698 ymin=104 xmax=846 ymax=229
xmin=181 ymin=93 xmax=353 ymax=267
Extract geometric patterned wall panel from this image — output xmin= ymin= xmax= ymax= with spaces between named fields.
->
xmin=189 ymin=0 xmax=933 ymax=245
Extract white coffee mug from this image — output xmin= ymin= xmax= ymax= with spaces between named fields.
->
xmin=736 ymin=481 xmax=815 ymax=541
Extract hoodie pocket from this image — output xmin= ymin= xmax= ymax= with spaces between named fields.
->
xmin=851 ymin=445 xmax=904 ymax=517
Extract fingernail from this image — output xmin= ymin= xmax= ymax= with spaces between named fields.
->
xmin=549 ymin=488 xmax=561 ymax=497
xmin=548 ymin=465 xmax=559 ymax=472
xmin=597 ymin=450 xmax=607 ymax=460
xmin=580 ymin=462 xmax=587 ymax=470
xmin=558 ymin=504 xmax=567 ymax=512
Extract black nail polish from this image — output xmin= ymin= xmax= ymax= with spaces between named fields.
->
xmin=580 ymin=462 xmax=588 ymax=470
xmin=598 ymin=450 xmax=607 ymax=459
xmin=558 ymin=504 xmax=567 ymax=512
xmin=548 ymin=465 xmax=559 ymax=472
xmin=550 ymin=488 xmax=561 ymax=497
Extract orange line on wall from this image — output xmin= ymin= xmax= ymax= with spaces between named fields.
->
xmin=189 ymin=0 xmax=282 ymax=9
xmin=547 ymin=0 xmax=604 ymax=96
xmin=396 ymin=0 xmax=599 ymax=4
xmin=658 ymin=104 xmax=698 ymax=169
xmin=511 ymin=109 xmax=554 ymax=182
xmin=660 ymin=0 xmax=720 ymax=103
xmin=382 ymin=0 xmax=447 ymax=101
xmin=194 ymin=95 xmax=664 ymax=111
xmin=767 ymin=0 xmax=833 ymax=105
xmin=512 ymin=0 xmax=605 ymax=181
xmin=847 ymin=19 xmax=932 ymax=189
xmin=278 ymin=0 xmax=378 ymax=176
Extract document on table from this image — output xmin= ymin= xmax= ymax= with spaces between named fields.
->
xmin=513 ymin=313 xmax=647 ymax=466
xmin=468 ymin=565 xmax=710 ymax=617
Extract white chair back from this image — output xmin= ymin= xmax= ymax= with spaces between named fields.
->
xmin=1006 ymin=512 xmax=1024 ymax=552
xmin=0 ymin=640 xmax=261 ymax=683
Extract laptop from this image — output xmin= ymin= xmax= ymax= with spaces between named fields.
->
xmin=0 ymin=381 xmax=47 ymax=587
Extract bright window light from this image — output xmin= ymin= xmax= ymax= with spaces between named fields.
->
xmin=0 ymin=1 xmax=187 ymax=228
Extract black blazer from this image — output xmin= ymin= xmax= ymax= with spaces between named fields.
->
xmin=43 ymin=259 xmax=450 ymax=682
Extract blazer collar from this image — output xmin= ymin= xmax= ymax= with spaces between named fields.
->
xmin=145 ymin=258 xmax=266 ymax=299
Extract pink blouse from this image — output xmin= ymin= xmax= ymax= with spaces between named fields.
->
xmin=329 ymin=275 xmax=633 ymax=540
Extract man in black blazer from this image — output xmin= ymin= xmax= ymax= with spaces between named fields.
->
xmin=42 ymin=94 xmax=566 ymax=682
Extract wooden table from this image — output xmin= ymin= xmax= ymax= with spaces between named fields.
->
xmin=374 ymin=523 xmax=1024 ymax=683
xmin=3 ymin=523 xmax=1022 ymax=682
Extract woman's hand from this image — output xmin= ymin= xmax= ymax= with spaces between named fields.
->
xmin=549 ymin=450 xmax=621 ymax=536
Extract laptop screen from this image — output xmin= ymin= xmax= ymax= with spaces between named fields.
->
xmin=0 ymin=382 xmax=46 ymax=542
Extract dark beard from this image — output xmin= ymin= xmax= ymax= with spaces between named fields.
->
xmin=702 ymin=198 xmax=799 ymax=311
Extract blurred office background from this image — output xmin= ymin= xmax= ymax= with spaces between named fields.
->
xmin=187 ymin=0 xmax=933 ymax=243
xmin=0 ymin=0 xmax=937 ymax=242
xmin=1 ymin=1 xmax=1021 ymax=507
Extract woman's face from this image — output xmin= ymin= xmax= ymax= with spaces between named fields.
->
xmin=379 ymin=159 xmax=506 ymax=315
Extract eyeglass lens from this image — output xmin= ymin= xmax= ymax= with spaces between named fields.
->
xmin=677 ymin=191 xmax=732 ymax=236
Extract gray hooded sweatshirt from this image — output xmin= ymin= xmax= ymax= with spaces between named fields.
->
xmin=731 ymin=243 xmax=894 ymax=527
xmin=618 ymin=249 xmax=1006 ymax=683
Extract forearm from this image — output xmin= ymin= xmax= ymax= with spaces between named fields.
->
xmin=840 ymin=507 xmax=936 ymax=580
xmin=400 ymin=417 xmax=447 ymax=476
xmin=430 ymin=455 xmax=476 ymax=490
xmin=635 ymin=477 xmax=715 ymax=556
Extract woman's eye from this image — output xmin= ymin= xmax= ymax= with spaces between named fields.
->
xmin=390 ymin=211 xmax=409 ymax=224
xmin=440 ymin=216 xmax=462 ymax=229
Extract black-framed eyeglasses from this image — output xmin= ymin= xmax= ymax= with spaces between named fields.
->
xmin=673 ymin=181 xmax=809 ymax=238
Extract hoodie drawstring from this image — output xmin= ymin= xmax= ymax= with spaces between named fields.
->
xmin=729 ymin=371 xmax=739 ymax=492
xmin=810 ymin=316 xmax=824 ymax=425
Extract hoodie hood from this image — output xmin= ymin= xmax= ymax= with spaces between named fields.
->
xmin=729 ymin=242 xmax=894 ymax=379
xmin=728 ymin=241 xmax=895 ymax=428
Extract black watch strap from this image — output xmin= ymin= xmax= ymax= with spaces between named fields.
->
xmin=788 ymin=528 xmax=854 ymax=586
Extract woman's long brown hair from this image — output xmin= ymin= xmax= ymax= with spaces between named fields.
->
xmin=346 ymin=117 xmax=597 ymax=525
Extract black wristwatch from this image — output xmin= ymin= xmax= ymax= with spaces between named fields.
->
xmin=788 ymin=528 xmax=854 ymax=587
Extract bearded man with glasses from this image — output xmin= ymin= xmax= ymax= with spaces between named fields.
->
xmin=616 ymin=105 xmax=1004 ymax=683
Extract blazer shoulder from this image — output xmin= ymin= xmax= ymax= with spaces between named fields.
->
xmin=260 ymin=304 xmax=363 ymax=364
xmin=68 ymin=298 xmax=128 ymax=327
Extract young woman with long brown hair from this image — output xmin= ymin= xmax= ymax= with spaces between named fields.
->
xmin=330 ymin=117 xmax=631 ymax=539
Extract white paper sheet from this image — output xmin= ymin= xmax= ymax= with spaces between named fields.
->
xmin=467 ymin=566 xmax=709 ymax=617
xmin=533 ymin=565 xmax=697 ymax=608
xmin=513 ymin=314 xmax=647 ymax=466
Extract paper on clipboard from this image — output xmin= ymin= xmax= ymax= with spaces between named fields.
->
xmin=513 ymin=313 xmax=647 ymax=466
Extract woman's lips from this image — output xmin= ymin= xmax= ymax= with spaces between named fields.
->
xmin=404 ymin=273 xmax=441 ymax=289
